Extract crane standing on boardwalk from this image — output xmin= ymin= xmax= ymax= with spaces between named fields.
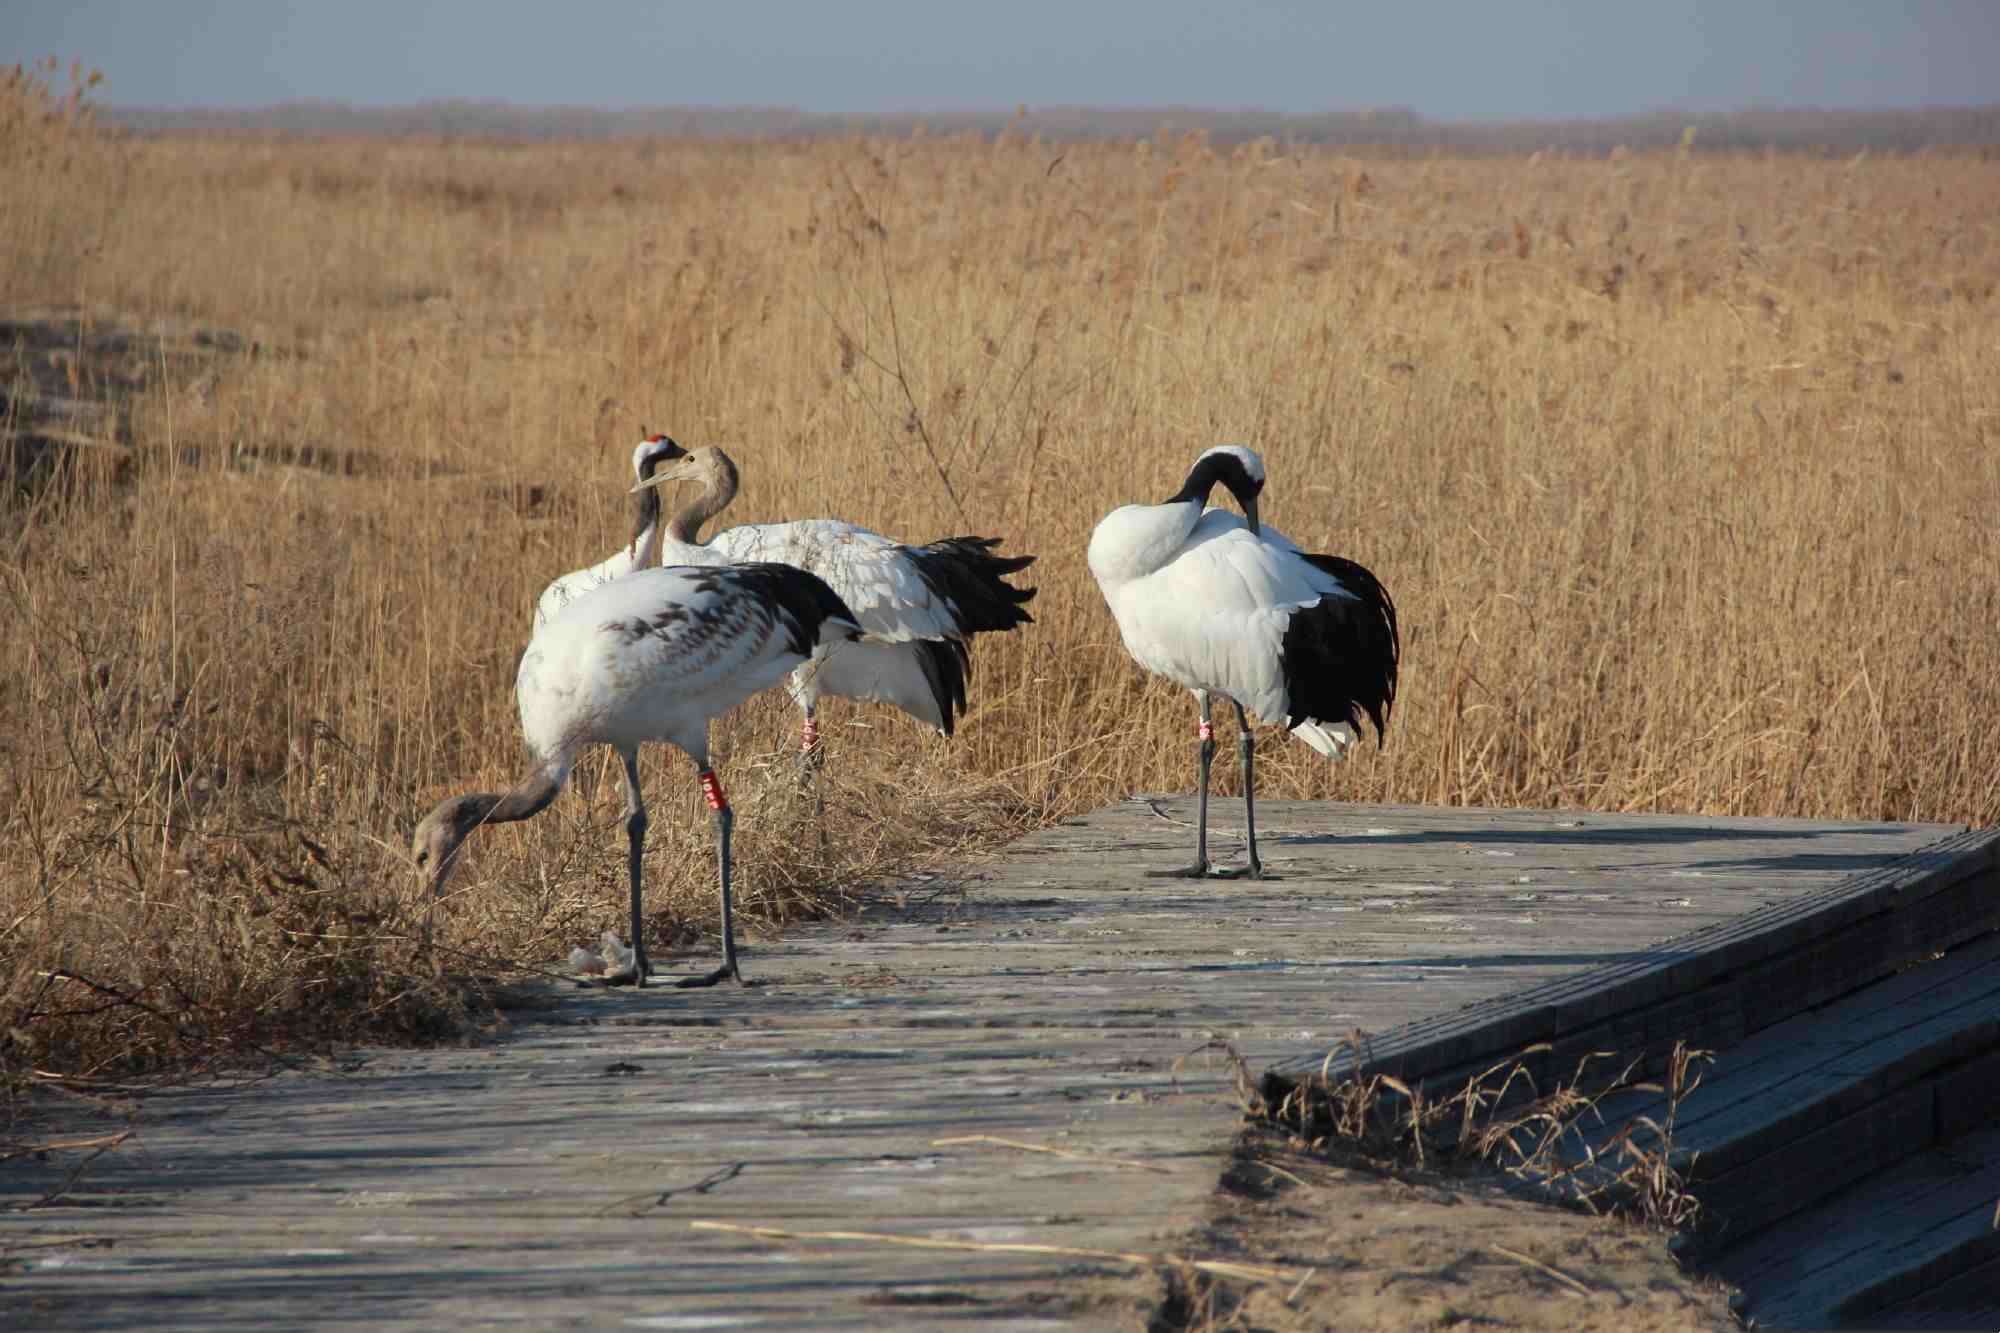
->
xmin=414 ymin=562 xmax=862 ymax=987
xmin=1087 ymin=445 xmax=1399 ymax=879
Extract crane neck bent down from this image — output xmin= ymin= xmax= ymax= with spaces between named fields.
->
xmin=450 ymin=762 xmax=567 ymax=835
xmin=1088 ymin=443 xmax=1273 ymax=588
xmin=416 ymin=759 xmax=570 ymax=899
xmin=1163 ymin=447 xmax=1264 ymax=536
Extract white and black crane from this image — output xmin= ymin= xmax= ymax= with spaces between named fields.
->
xmin=1087 ymin=444 xmax=1399 ymax=879
xmin=413 ymin=561 xmax=862 ymax=987
xmin=532 ymin=434 xmax=683 ymax=630
xmin=628 ymin=441 xmax=1036 ymax=767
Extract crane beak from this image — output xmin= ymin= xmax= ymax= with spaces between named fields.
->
xmin=411 ymin=809 xmax=466 ymax=945
xmin=1244 ymin=494 xmax=1261 ymax=537
xmin=423 ymin=854 xmax=453 ymax=903
xmin=630 ymin=458 xmax=701 ymax=494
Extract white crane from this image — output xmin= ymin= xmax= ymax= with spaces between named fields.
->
xmin=413 ymin=562 xmax=862 ymax=987
xmin=1087 ymin=444 xmax=1399 ymax=879
xmin=532 ymin=433 xmax=682 ymax=630
xmin=628 ymin=441 xmax=1036 ymax=766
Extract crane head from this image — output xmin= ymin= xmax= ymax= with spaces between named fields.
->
xmin=630 ymin=444 xmax=738 ymax=499
xmin=411 ymin=794 xmax=484 ymax=901
xmin=1194 ymin=443 xmax=1267 ymax=490
xmin=1176 ymin=444 xmax=1266 ymax=535
xmin=630 ymin=433 xmax=687 ymax=487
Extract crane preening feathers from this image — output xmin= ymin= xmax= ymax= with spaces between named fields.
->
xmin=413 ymin=562 xmax=863 ymax=987
xmin=1087 ymin=445 xmax=1400 ymax=879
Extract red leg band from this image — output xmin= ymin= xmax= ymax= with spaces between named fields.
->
xmin=801 ymin=716 xmax=819 ymax=751
xmin=1198 ymin=720 xmax=1214 ymax=741
xmin=698 ymin=769 xmax=728 ymax=812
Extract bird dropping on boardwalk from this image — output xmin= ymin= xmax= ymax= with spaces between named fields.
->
xmin=1086 ymin=445 xmax=1400 ymax=879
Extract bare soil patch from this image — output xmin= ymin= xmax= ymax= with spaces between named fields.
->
xmin=1138 ymin=1126 xmax=1736 ymax=1332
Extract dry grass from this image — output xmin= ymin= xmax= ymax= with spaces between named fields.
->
xmin=1263 ymin=1038 xmax=1713 ymax=1230
xmin=1146 ymin=1121 xmax=1740 ymax=1333
xmin=1138 ymin=1041 xmax=1722 ymax=1329
xmin=5 ymin=63 xmax=1999 ymax=1089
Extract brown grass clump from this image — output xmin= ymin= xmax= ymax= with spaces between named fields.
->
xmin=1150 ymin=1039 xmax=1725 ymax=1329
xmin=0 ymin=60 xmax=122 ymax=294
xmin=1263 ymin=1039 xmax=1712 ymax=1230
xmin=5 ymin=66 xmax=2000 ymax=1089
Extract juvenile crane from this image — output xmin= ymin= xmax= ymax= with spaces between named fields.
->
xmin=628 ymin=440 xmax=1037 ymax=765
xmin=413 ymin=562 xmax=862 ymax=987
xmin=1087 ymin=444 xmax=1399 ymax=879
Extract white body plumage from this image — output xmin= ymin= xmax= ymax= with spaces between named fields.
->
xmin=534 ymin=539 xmax=649 ymax=632
xmin=686 ymin=518 xmax=976 ymax=730
xmin=518 ymin=563 xmax=850 ymax=766
xmin=534 ymin=438 xmax=1033 ymax=747
xmin=1089 ymin=505 xmax=1361 ymax=758
xmin=629 ymin=444 xmax=1035 ymax=742
xmin=1087 ymin=444 xmax=1398 ymax=879
xmin=414 ymin=557 xmax=861 ymax=986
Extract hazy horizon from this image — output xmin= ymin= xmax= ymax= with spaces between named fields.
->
xmin=5 ymin=1 xmax=1998 ymax=122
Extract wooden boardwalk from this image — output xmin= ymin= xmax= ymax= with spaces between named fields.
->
xmin=4 ymin=799 xmax=1983 ymax=1329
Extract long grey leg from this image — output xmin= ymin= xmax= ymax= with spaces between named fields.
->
xmin=800 ymin=703 xmax=828 ymax=848
xmin=717 ymin=804 xmax=739 ymax=977
xmin=1214 ymin=700 xmax=1271 ymax=880
xmin=680 ymin=769 xmax=745 ymax=988
xmin=1149 ymin=692 xmax=1215 ymax=878
xmin=618 ymin=747 xmax=651 ymax=985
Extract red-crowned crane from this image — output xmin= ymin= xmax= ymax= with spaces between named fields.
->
xmin=532 ymin=435 xmax=683 ymax=630
xmin=627 ymin=440 xmax=1036 ymax=767
xmin=1087 ymin=444 xmax=1399 ymax=879
xmin=413 ymin=562 xmax=862 ymax=987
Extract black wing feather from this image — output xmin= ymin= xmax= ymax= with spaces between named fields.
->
xmin=1280 ymin=553 xmax=1400 ymax=745
xmin=686 ymin=562 xmax=862 ymax=658
xmin=899 ymin=537 xmax=1037 ymax=636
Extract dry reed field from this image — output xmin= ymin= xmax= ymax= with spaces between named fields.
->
xmin=5 ymin=66 xmax=1999 ymax=1086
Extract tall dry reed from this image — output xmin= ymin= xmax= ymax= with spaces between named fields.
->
xmin=4 ymin=69 xmax=1997 ymax=1084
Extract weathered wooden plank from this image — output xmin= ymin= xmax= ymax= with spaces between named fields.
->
xmin=1687 ymin=1041 xmax=2000 ymax=1246
xmin=0 ymin=800 xmax=1970 ymax=1330
xmin=1869 ymin=1249 xmax=2000 ymax=1329
xmin=1268 ymin=824 xmax=1998 ymax=1087
xmin=1467 ymin=874 xmax=2000 ymax=1112
xmin=1559 ymin=934 xmax=2000 ymax=1165
xmin=1712 ymin=1121 xmax=2000 ymax=1328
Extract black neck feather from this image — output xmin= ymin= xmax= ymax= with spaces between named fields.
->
xmin=629 ymin=438 xmax=681 ymax=551
xmin=1165 ymin=452 xmax=1262 ymax=512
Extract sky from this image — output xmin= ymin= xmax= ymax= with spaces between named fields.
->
xmin=3 ymin=0 xmax=1997 ymax=121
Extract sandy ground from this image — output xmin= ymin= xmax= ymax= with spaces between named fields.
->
xmin=1113 ymin=1125 xmax=1739 ymax=1332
